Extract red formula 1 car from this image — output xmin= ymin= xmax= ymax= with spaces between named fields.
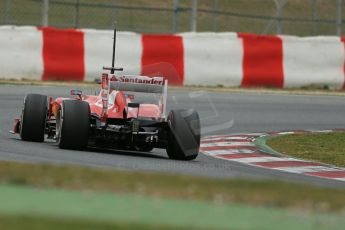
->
xmin=11 ymin=29 xmax=200 ymax=160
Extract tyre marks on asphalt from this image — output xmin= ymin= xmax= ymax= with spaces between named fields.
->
xmin=200 ymin=130 xmax=345 ymax=182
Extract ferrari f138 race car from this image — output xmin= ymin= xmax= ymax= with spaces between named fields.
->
xmin=11 ymin=30 xmax=200 ymax=160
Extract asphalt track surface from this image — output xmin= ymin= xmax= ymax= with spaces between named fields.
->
xmin=1 ymin=85 xmax=345 ymax=187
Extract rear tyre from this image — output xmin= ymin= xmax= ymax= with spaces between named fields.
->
xmin=57 ymin=100 xmax=90 ymax=150
xmin=166 ymin=109 xmax=200 ymax=160
xmin=20 ymin=94 xmax=48 ymax=142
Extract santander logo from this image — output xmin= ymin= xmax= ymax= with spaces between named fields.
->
xmin=110 ymin=75 xmax=164 ymax=85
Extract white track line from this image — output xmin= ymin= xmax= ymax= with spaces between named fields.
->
xmin=201 ymin=137 xmax=251 ymax=142
xmin=200 ymin=142 xmax=255 ymax=148
xmin=275 ymin=166 xmax=343 ymax=173
xmin=277 ymin=131 xmax=295 ymax=135
xmin=220 ymin=157 xmax=297 ymax=164
xmin=202 ymin=136 xmax=249 ymax=141
xmin=202 ymin=149 xmax=257 ymax=156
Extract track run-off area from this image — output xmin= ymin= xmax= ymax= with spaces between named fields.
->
xmin=200 ymin=130 xmax=345 ymax=182
xmin=1 ymin=84 xmax=345 ymax=187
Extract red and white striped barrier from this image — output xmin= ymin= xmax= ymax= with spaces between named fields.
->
xmin=1 ymin=26 xmax=345 ymax=89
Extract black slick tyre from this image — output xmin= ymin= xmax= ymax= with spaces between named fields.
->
xmin=166 ymin=109 xmax=200 ymax=160
xmin=57 ymin=100 xmax=90 ymax=150
xmin=20 ymin=94 xmax=48 ymax=142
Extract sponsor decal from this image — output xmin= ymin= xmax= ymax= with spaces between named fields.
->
xmin=110 ymin=75 xmax=164 ymax=85
xmin=102 ymin=73 xmax=109 ymax=90
xmin=101 ymin=73 xmax=109 ymax=119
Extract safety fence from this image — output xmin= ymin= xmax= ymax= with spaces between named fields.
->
xmin=1 ymin=0 xmax=345 ymax=36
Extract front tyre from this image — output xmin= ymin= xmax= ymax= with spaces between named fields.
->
xmin=20 ymin=94 xmax=48 ymax=142
xmin=166 ymin=109 xmax=200 ymax=160
xmin=57 ymin=100 xmax=90 ymax=150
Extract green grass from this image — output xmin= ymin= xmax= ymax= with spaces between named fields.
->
xmin=0 ymin=161 xmax=344 ymax=213
xmin=0 ymin=160 xmax=345 ymax=229
xmin=1 ymin=185 xmax=344 ymax=230
xmin=267 ymin=132 xmax=345 ymax=168
xmin=0 ymin=215 xmax=184 ymax=230
xmin=2 ymin=0 xmax=345 ymax=36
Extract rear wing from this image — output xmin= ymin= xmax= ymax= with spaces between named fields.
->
xmin=100 ymin=73 xmax=168 ymax=122
xmin=99 ymin=28 xmax=168 ymax=124
xmin=109 ymin=75 xmax=166 ymax=94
